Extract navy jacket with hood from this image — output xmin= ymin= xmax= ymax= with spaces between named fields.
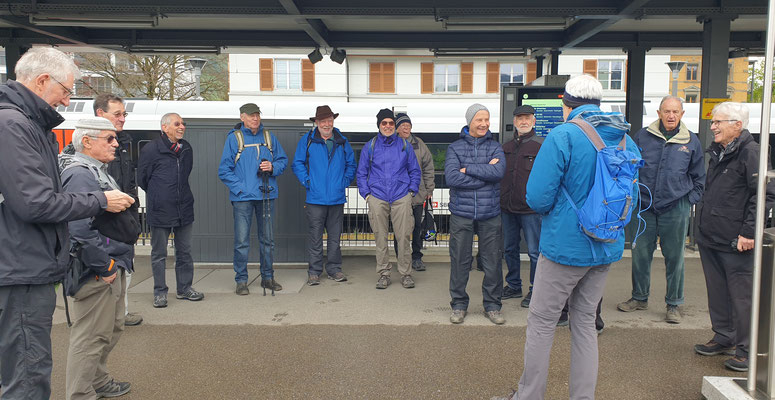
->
xmin=138 ymin=134 xmax=195 ymax=228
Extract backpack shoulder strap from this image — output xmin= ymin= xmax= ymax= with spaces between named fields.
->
xmin=263 ymin=130 xmax=273 ymax=154
xmin=569 ymin=119 xmax=606 ymax=151
xmin=233 ymin=130 xmax=245 ymax=163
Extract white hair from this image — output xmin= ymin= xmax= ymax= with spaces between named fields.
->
xmin=14 ymin=47 xmax=82 ymax=83
xmin=160 ymin=112 xmax=181 ymax=128
xmin=712 ymin=102 xmax=749 ymax=129
xmin=71 ymin=128 xmax=101 ymax=152
xmin=659 ymin=95 xmax=684 ymax=110
xmin=564 ymin=74 xmax=603 ymax=100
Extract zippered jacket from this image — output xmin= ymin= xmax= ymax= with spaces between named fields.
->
xmin=500 ymin=130 xmax=543 ymax=214
xmin=218 ymin=123 xmax=288 ymax=201
xmin=291 ymin=127 xmax=356 ymax=205
xmin=138 ymin=135 xmax=195 ymax=228
xmin=408 ymin=135 xmax=436 ymax=206
xmin=356 ymin=132 xmax=421 ymax=203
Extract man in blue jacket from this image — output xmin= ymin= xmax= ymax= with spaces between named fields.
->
xmin=138 ymin=113 xmax=204 ymax=308
xmin=356 ymin=109 xmax=421 ymax=289
xmin=445 ymin=104 xmax=506 ymax=325
xmin=218 ymin=103 xmax=288 ymax=295
xmin=494 ymin=75 xmax=640 ymax=400
xmin=292 ymin=105 xmax=356 ymax=286
xmin=617 ymin=96 xmax=705 ymax=324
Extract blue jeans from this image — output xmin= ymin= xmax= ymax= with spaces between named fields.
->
xmin=232 ymin=200 xmax=275 ymax=282
xmin=502 ymin=212 xmax=541 ymax=291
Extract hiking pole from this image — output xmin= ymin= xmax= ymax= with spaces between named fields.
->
xmin=259 ymin=159 xmax=274 ymax=296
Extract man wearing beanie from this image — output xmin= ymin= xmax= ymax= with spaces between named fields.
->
xmin=445 ymin=103 xmax=506 ymax=325
xmin=493 ymin=75 xmax=640 ymax=400
xmin=393 ymin=112 xmax=435 ymax=271
xmin=356 ymin=108 xmax=421 ymax=289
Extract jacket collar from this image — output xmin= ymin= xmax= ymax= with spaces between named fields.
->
xmin=708 ymin=129 xmax=753 ymax=161
xmin=514 ymin=129 xmax=536 ymax=145
xmin=311 ymin=127 xmax=345 ymax=144
xmin=460 ymin=126 xmax=493 ymax=143
xmin=646 ymin=120 xmax=691 ymax=144
xmin=0 ymin=80 xmax=64 ymax=132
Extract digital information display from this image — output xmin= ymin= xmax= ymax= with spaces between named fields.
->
xmin=518 ymin=89 xmax=565 ymax=137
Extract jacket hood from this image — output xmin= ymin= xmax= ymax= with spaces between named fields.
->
xmin=708 ymin=129 xmax=753 ymax=159
xmin=0 ymin=80 xmax=64 ymax=131
xmin=570 ymin=104 xmax=630 ymax=135
xmin=646 ymin=120 xmax=691 ymax=144
xmin=308 ymin=127 xmax=346 ymax=144
xmin=460 ymin=126 xmax=494 ymax=141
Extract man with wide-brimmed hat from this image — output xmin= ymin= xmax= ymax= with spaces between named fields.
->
xmin=292 ymin=105 xmax=356 ymax=286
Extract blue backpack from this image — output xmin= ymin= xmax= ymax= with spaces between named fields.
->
xmin=561 ymin=118 xmax=649 ymax=259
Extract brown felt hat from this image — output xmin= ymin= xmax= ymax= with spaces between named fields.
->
xmin=310 ymin=105 xmax=339 ymax=122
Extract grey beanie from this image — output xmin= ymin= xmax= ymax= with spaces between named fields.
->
xmin=465 ymin=103 xmax=489 ymax=126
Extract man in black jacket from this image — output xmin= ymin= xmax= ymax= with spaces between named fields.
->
xmin=138 ymin=113 xmax=203 ymax=309
xmin=694 ymin=102 xmax=775 ymax=372
xmin=0 ymin=47 xmax=133 ymax=399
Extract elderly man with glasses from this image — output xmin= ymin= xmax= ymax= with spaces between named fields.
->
xmin=693 ymin=102 xmax=775 ymax=372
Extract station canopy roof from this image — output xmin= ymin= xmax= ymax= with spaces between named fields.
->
xmin=0 ymin=0 xmax=769 ymax=55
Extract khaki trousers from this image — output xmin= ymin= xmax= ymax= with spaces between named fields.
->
xmin=66 ymin=269 xmax=126 ymax=400
xmin=367 ymin=193 xmax=413 ymax=277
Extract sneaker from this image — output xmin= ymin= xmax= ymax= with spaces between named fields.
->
xmin=557 ymin=313 xmax=569 ymax=327
xmin=724 ymin=356 xmax=749 ymax=372
xmin=307 ymin=275 xmax=320 ymax=286
xmin=502 ymin=286 xmax=523 ymax=300
xmin=695 ymin=340 xmax=735 ymax=356
xmin=95 ymin=379 xmax=131 ymax=398
xmin=235 ymin=282 xmax=249 ymax=296
xmin=486 ymin=310 xmax=506 ymax=325
xmin=521 ymin=290 xmax=532 ymax=308
xmin=401 ymin=275 xmax=415 ymax=289
xmin=450 ymin=309 xmax=466 ymax=324
xmin=124 ymin=313 xmax=143 ymax=327
xmin=412 ymin=258 xmax=426 ymax=271
xmin=327 ymin=272 xmax=347 ymax=282
xmin=617 ymin=298 xmax=648 ymax=312
xmin=490 ymin=389 xmax=517 ymax=400
xmin=152 ymin=294 xmax=167 ymax=308
xmin=176 ymin=288 xmax=204 ymax=301
xmin=665 ymin=305 xmax=681 ymax=324
xmin=260 ymin=279 xmax=282 ymax=291
xmin=376 ymin=275 xmax=391 ymax=289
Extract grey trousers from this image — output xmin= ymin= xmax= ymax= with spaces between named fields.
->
xmin=698 ymin=245 xmax=753 ymax=358
xmin=518 ymin=255 xmax=610 ymax=400
xmin=66 ymin=269 xmax=126 ymax=400
xmin=449 ymin=214 xmax=503 ymax=312
xmin=306 ymin=203 xmax=344 ymax=277
xmin=367 ymin=193 xmax=413 ymax=277
xmin=151 ymin=223 xmax=194 ymax=296
xmin=0 ymin=284 xmax=56 ymax=400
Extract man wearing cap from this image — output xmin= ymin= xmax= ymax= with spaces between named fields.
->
xmin=292 ymin=105 xmax=356 ymax=286
xmin=356 ymin=108 xmax=421 ymax=289
xmin=60 ymin=117 xmax=135 ymax=399
xmin=500 ymin=105 xmax=543 ymax=308
xmin=218 ymin=103 xmax=288 ymax=295
xmin=139 ymin=113 xmax=204 ymax=308
xmin=393 ymin=112 xmax=435 ymax=271
xmin=445 ymin=103 xmax=506 ymax=325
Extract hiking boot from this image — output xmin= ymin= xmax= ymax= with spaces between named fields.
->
xmin=724 ymin=356 xmax=749 ymax=372
xmin=124 ymin=313 xmax=143 ymax=327
xmin=695 ymin=340 xmax=735 ymax=356
xmin=412 ymin=258 xmax=426 ymax=271
xmin=557 ymin=312 xmax=569 ymax=327
xmin=327 ymin=272 xmax=347 ymax=282
xmin=490 ymin=389 xmax=517 ymax=400
xmin=260 ymin=279 xmax=282 ymax=296
xmin=401 ymin=275 xmax=415 ymax=289
xmin=665 ymin=305 xmax=681 ymax=324
xmin=152 ymin=294 xmax=167 ymax=308
xmin=502 ymin=286 xmax=523 ymax=300
xmin=450 ymin=309 xmax=466 ymax=324
xmin=486 ymin=310 xmax=506 ymax=325
xmin=235 ymin=282 xmax=249 ymax=296
xmin=376 ymin=275 xmax=391 ymax=289
xmin=521 ymin=290 xmax=533 ymax=308
xmin=176 ymin=288 xmax=204 ymax=301
xmin=617 ymin=298 xmax=648 ymax=312
xmin=95 ymin=379 xmax=131 ymax=398
xmin=307 ymin=275 xmax=320 ymax=286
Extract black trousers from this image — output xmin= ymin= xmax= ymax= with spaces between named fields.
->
xmin=449 ymin=214 xmax=503 ymax=312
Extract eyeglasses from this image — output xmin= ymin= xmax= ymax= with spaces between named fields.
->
xmin=50 ymin=76 xmax=73 ymax=98
xmin=110 ymin=111 xmax=129 ymax=118
xmin=711 ymin=119 xmax=738 ymax=126
xmin=173 ymin=121 xmax=186 ymax=127
xmin=380 ymin=121 xmax=395 ymax=126
xmin=88 ymin=135 xmax=117 ymax=144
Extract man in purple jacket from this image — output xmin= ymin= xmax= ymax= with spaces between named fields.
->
xmin=356 ymin=109 xmax=421 ymax=289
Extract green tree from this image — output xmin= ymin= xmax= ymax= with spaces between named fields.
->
xmin=749 ymin=60 xmax=775 ymax=103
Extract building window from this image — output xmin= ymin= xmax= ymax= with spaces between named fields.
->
xmin=369 ymin=62 xmax=395 ymax=93
xmin=686 ymin=64 xmax=698 ymax=81
xmin=274 ymin=59 xmax=301 ymax=90
xmin=685 ymin=94 xmax=698 ymax=103
xmin=499 ymin=63 xmax=525 ymax=85
xmin=434 ymin=63 xmax=460 ymax=93
xmin=598 ymin=60 xmax=623 ymax=90
xmin=75 ymin=76 xmax=112 ymax=97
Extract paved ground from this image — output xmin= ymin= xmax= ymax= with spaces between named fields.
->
xmin=43 ymin=247 xmax=741 ymax=399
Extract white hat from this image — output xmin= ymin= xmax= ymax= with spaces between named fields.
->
xmin=75 ymin=117 xmax=116 ymax=131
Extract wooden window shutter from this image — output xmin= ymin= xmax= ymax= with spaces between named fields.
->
xmin=461 ymin=62 xmax=473 ymax=93
xmin=301 ymin=59 xmax=315 ymax=92
xmin=527 ymin=62 xmax=537 ymax=84
xmin=421 ymin=62 xmax=433 ymax=94
xmin=259 ymin=58 xmax=273 ymax=91
xmin=383 ymin=63 xmax=395 ymax=93
xmin=369 ymin=63 xmax=395 ymax=93
xmin=486 ymin=62 xmax=499 ymax=93
xmin=369 ymin=63 xmax=382 ymax=93
xmin=583 ymin=59 xmax=598 ymax=78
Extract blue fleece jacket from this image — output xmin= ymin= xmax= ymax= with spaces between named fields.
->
xmin=291 ymin=127 xmax=356 ymax=205
xmin=218 ymin=123 xmax=287 ymax=201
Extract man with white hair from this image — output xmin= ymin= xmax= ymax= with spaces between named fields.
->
xmin=493 ymin=75 xmax=640 ymax=400
xmin=694 ymin=102 xmax=775 ymax=372
xmin=61 ymin=117 xmax=137 ymax=399
xmin=0 ymin=47 xmax=133 ymax=399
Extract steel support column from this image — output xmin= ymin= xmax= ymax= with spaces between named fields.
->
xmin=550 ymin=50 xmax=561 ymax=75
xmin=625 ymin=46 xmax=648 ymax=134
xmin=699 ymin=16 xmax=733 ymax=150
xmin=4 ymin=44 xmax=29 ymax=82
xmin=535 ymin=55 xmax=544 ymax=78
